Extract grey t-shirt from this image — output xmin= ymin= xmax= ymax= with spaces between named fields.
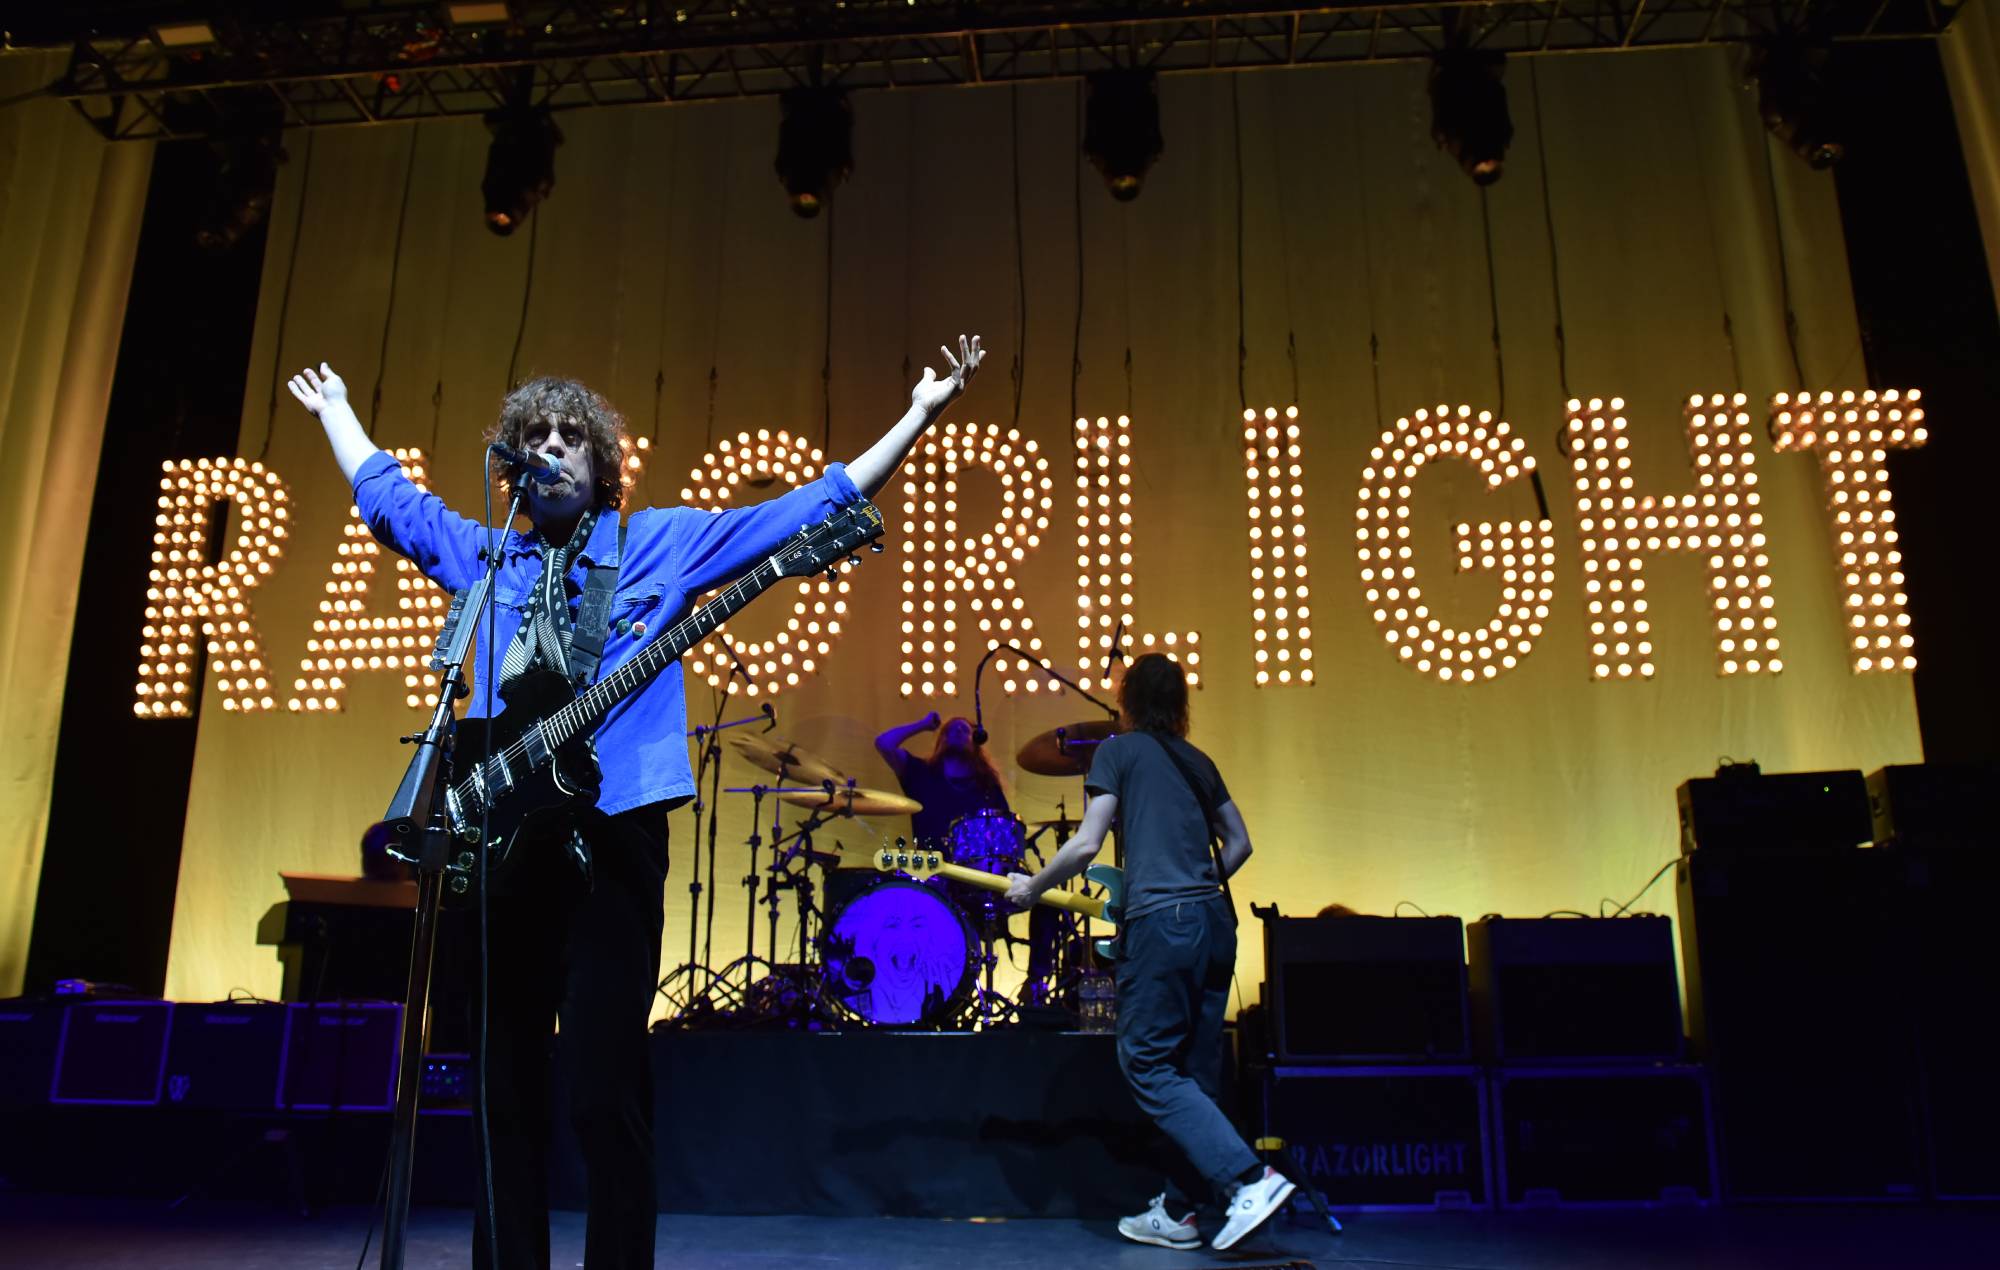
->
xmin=1084 ymin=731 xmax=1232 ymax=921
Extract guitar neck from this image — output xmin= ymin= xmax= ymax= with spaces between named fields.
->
xmin=931 ymin=861 xmax=1107 ymax=921
xmin=544 ymin=555 xmax=781 ymax=745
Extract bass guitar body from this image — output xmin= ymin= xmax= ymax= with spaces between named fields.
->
xmin=447 ymin=669 xmax=600 ymax=887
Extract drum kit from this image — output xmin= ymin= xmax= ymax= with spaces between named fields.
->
xmin=657 ymin=718 xmax=1117 ymax=1030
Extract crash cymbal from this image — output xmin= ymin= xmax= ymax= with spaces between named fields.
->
xmin=1016 ymin=719 xmax=1119 ymax=777
xmin=724 ymin=731 xmax=845 ymax=786
xmin=779 ymin=785 xmax=922 ymax=818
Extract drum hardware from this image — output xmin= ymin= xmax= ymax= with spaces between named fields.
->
xmin=658 ymin=701 xmax=774 ymax=1015
xmin=724 ymin=730 xmax=846 ymax=788
xmin=778 ymin=782 xmax=922 ymax=819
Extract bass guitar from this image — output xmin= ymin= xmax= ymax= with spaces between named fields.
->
xmin=846 ymin=841 xmax=1126 ymax=958
xmin=442 ymin=500 xmax=885 ymax=892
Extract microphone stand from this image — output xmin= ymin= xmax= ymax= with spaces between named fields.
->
xmin=370 ymin=483 xmax=526 ymax=1270
xmin=968 ymin=642 xmax=1118 ymax=747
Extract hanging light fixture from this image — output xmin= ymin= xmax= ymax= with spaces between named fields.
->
xmin=1429 ymin=49 xmax=1514 ymax=187
xmin=1083 ymin=68 xmax=1164 ymax=202
xmin=1748 ymin=35 xmax=1846 ymax=169
xmin=775 ymin=86 xmax=853 ymax=218
xmin=482 ymin=71 xmax=561 ymax=236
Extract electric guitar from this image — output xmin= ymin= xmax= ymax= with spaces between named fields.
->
xmin=846 ymin=841 xmax=1126 ymax=958
xmin=442 ymin=501 xmax=885 ymax=892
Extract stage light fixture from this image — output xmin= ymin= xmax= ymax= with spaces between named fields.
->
xmin=1244 ymin=407 xmax=1314 ymax=687
xmin=1748 ymin=36 xmax=1845 ymax=169
xmin=152 ymin=21 xmax=218 ymax=50
xmin=680 ymin=431 xmax=845 ymax=697
xmin=1083 ymin=69 xmax=1164 ymax=202
xmin=1428 ymin=50 xmax=1513 ymax=186
xmin=137 ymin=457 xmax=289 ymax=717
xmin=1770 ymin=389 xmax=1925 ymax=673
xmin=482 ymin=91 xmax=562 ymax=236
xmin=443 ymin=2 xmax=512 ymax=25
xmin=775 ymin=87 xmax=854 ymax=218
xmin=898 ymin=422 xmax=1055 ymax=698
xmin=1074 ymin=414 xmax=1199 ymax=689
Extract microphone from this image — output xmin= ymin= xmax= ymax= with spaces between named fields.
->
xmin=488 ymin=441 xmax=564 ymax=484
xmin=1110 ymin=616 xmax=1127 ymax=668
xmin=761 ymin=702 xmax=777 ymax=732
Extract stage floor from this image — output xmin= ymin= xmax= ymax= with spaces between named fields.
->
xmin=3 ymin=1194 xmax=1998 ymax=1269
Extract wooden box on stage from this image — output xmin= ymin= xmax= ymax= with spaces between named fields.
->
xmin=1262 ymin=1065 xmax=1491 ymax=1210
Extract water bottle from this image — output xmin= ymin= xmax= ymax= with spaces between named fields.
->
xmin=1077 ymin=972 xmax=1117 ymax=1033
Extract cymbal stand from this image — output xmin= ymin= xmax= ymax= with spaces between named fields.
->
xmin=707 ymin=783 xmax=827 ymax=1008
xmin=761 ymin=806 xmax=842 ymax=1023
xmin=660 ymin=697 xmax=771 ymax=1012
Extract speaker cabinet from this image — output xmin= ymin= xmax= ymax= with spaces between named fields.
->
xmin=1491 ymin=1067 xmax=1716 ymax=1206
xmin=51 ymin=1000 xmax=173 ymax=1105
xmin=1264 ymin=916 xmax=1467 ymax=1063
xmin=1265 ymin=1066 xmax=1490 ymax=1209
xmin=1677 ymin=769 xmax=1870 ymax=853
xmin=162 ymin=1002 xmax=287 ymax=1109
xmin=1468 ymin=916 xmax=1682 ymax=1062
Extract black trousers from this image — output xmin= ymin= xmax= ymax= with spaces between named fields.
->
xmin=464 ymin=804 xmax=669 ymax=1270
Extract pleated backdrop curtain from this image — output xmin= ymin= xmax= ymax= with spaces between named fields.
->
xmin=159 ymin=48 xmax=1921 ymax=1008
xmin=1944 ymin=0 xmax=2000 ymax=307
xmin=0 ymin=51 xmax=153 ymax=995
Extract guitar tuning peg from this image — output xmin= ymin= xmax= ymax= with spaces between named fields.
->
xmin=869 ymin=542 xmax=884 ymax=553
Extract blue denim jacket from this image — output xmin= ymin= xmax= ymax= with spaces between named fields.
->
xmin=350 ymin=449 xmax=862 ymax=815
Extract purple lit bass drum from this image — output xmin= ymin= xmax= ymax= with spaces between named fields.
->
xmin=821 ymin=877 xmax=978 ymax=1027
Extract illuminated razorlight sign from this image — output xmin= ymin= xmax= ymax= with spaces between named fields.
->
xmin=133 ymin=390 xmax=1927 ymax=716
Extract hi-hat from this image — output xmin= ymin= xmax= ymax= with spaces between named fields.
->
xmin=779 ymin=785 xmax=921 ymax=818
xmin=1016 ymin=719 xmax=1119 ymax=777
xmin=725 ymin=732 xmax=845 ymax=786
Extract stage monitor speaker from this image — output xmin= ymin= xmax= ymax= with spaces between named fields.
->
xmin=1467 ymin=916 xmax=1682 ymax=1062
xmin=1264 ymin=1066 xmax=1490 ymax=1209
xmin=1491 ymin=1067 xmax=1716 ymax=1206
xmin=1677 ymin=768 xmax=1870 ymax=853
xmin=51 ymin=1000 xmax=173 ymax=1105
xmin=1900 ymin=849 xmax=2000 ymax=1198
xmin=0 ymin=1000 xmax=64 ymax=1107
xmin=1264 ymin=916 xmax=1467 ymax=1063
xmin=162 ymin=1002 xmax=287 ymax=1109
xmin=1867 ymin=764 xmax=1998 ymax=849
xmin=279 ymin=1002 xmax=401 ymax=1111
xmin=1676 ymin=849 xmax=1923 ymax=1199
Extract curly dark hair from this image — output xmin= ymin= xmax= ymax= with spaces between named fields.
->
xmin=1118 ymin=652 xmax=1190 ymax=737
xmin=485 ymin=376 xmax=628 ymax=511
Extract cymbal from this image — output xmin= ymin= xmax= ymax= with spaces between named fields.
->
xmin=725 ymin=732 xmax=845 ymax=786
xmin=1016 ymin=719 xmax=1119 ymax=777
xmin=779 ymin=785 xmax=921 ymax=818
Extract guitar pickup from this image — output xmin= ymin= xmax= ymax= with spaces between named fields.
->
xmin=521 ymin=723 xmax=551 ymax=769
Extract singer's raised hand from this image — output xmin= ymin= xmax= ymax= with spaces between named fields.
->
xmin=286 ymin=363 xmax=348 ymax=418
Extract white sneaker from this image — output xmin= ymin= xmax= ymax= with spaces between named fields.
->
xmin=1117 ymin=1193 xmax=1200 ymax=1250
xmin=1211 ymin=1167 xmax=1296 ymax=1251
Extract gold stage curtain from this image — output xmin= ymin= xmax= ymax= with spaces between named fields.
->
xmin=1945 ymin=1 xmax=2000 ymax=309
xmin=0 ymin=51 xmax=153 ymax=995
xmin=162 ymin=50 xmax=1921 ymax=1010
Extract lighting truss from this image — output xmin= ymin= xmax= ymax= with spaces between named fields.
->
xmin=28 ymin=0 xmax=1961 ymax=141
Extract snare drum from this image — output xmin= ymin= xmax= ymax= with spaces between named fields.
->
xmin=821 ymin=877 xmax=977 ymax=1027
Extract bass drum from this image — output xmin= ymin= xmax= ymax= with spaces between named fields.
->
xmin=821 ymin=877 xmax=977 ymax=1027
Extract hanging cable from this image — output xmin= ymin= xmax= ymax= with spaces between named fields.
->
xmin=1759 ymin=133 xmax=1811 ymax=388
xmin=823 ymin=199 xmax=836 ymax=454
xmin=257 ymin=131 xmax=317 ymax=463
xmin=1265 ymin=78 xmax=1302 ymax=407
xmin=1071 ymin=80 xmax=1086 ymax=426
xmin=1009 ymin=84 xmax=1027 ymax=431
xmin=1479 ymin=187 xmax=1506 ymax=418
xmin=1528 ymin=63 xmax=1571 ymax=402
xmin=1232 ymin=74 xmax=1248 ymax=413
xmin=1119 ymin=207 xmax=1135 ymax=417
xmin=368 ymin=129 xmax=424 ymax=440
xmin=1350 ymin=86 xmax=1384 ymax=431
xmin=1678 ymin=57 xmax=1744 ymax=393
xmin=705 ymin=112 xmax=734 ymax=450
xmin=505 ymin=213 xmax=540 ymax=389
xmin=649 ymin=122 xmax=680 ymax=445
xmin=903 ymin=95 xmax=918 ymax=394
xmin=428 ymin=134 xmax=461 ymax=460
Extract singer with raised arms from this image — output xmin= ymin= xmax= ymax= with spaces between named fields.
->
xmin=288 ymin=336 xmax=982 ymax=1270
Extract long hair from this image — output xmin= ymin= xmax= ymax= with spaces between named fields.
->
xmin=1119 ymin=652 xmax=1190 ymax=737
xmin=929 ymin=716 xmax=1003 ymax=791
xmin=486 ymin=376 xmax=628 ymax=512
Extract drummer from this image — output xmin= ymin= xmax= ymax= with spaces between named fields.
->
xmin=874 ymin=711 xmax=1012 ymax=844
